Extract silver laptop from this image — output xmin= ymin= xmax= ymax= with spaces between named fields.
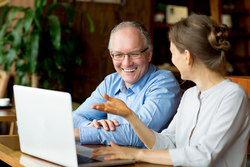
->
xmin=13 ymin=85 xmax=135 ymax=167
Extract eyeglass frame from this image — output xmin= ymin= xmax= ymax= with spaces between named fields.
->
xmin=110 ymin=47 xmax=149 ymax=61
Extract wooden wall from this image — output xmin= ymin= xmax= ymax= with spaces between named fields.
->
xmin=244 ymin=0 xmax=250 ymax=57
xmin=6 ymin=0 xmax=250 ymax=103
xmin=68 ymin=0 xmax=152 ymax=102
xmin=6 ymin=0 xmax=152 ymax=102
xmin=8 ymin=0 xmax=33 ymax=7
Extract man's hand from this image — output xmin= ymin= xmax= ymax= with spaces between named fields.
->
xmin=87 ymin=119 xmax=119 ymax=131
xmin=74 ymin=127 xmax=80 ymax=142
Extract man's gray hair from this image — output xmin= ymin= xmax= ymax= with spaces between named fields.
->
xmin=108 ymin=21 xmax=153 ymax=51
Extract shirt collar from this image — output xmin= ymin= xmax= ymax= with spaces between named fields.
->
xmin=196 ymin=79 xmax=230 ymax=99
xmin=114 ymin=64 xmax=153 ymax=95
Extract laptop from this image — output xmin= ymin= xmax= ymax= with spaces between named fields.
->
xmin=13 ymin=85 xmax=135 ymax=167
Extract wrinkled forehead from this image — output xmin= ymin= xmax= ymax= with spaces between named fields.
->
xmin=112 ymin=27 xmax=145 ymax=52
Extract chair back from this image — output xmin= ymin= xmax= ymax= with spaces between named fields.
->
xmin=226 ymin=76 xmax=250 ymax=98
xmin=0 ymin=71 xmax=10 ymax=98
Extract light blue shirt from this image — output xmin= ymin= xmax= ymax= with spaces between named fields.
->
xmin=73 ymin=64 xmax=182 ymax=148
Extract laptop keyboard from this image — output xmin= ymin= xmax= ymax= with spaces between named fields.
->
xmin=77 ymin=154 xmax=101 ymax=164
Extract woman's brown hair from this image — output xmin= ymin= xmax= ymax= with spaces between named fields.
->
xmin=169 ymin=14 xmax=231 ymax=73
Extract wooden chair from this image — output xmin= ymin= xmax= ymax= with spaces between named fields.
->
xmin=0 ymin=70 xmax=16 ymax=135
xmin=0 ymin=70 xmax=10 ymax=98
xmin=226 ymin=76 xmax=250 ymax=98
xmin=0 ymin=70 xmax=19 ymax=153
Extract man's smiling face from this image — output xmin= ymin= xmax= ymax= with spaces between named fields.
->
xmin=110 ymin=26 xmax=152 ymax=88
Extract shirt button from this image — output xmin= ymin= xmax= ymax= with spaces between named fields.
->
xmin=128 ymin=97 xmax=130 ymax=99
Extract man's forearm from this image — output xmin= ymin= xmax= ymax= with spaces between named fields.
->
xmin=126 ymin=112 xmax=156 ymax=149
xmin=78 ymin=124 xmax=145 ymax=148
xmin=72 ymin=114 xmax=92 ymax=128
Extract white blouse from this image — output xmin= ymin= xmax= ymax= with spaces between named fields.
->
xmin=152 ymin=79 xmax=250 ymax=167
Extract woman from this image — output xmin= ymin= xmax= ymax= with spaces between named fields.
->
xmin=90 ymin=14 xmax=250 ymax=167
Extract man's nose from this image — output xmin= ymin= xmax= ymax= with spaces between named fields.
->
xmin=122 ymin=54 xmax=133 ymax=65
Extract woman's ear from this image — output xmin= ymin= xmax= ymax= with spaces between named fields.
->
xmin=185 ymin=50 xmax=191 ymax=65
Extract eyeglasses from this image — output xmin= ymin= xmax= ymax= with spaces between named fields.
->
xmin=111 ymin=47 xmax=149 ymax=61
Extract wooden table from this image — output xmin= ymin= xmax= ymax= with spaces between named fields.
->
xmin=0 ymin=143 xmax=171 ymax=167
xmin=0 ymin=108 xmax=16 ymax=122
xmin=0 ymin=108 xmax=16 ymax=135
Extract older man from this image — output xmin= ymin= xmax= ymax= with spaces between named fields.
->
xmin=73 ymin=21 xmax=181 ymax=148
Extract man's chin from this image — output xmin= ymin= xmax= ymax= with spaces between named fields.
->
xmin=123 ymin=79 xmax=137 ymax=86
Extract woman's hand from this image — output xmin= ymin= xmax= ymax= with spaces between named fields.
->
xmin=91 ymin=141 xmax=139 ymax=161
xmin=92 ymin=142 xmax=173 ymax=165
xmin=91 ymin=94 xmax=133 ymax=119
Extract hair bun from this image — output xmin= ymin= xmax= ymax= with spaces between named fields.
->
xmin=209 ymin=24 xmax=231 ymax=52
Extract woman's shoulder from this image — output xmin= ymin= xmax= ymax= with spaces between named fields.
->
xmin=182 ymin=79 xmax=248 ymax=99
xmin=224 ymin=79 xmax=248 ymax=97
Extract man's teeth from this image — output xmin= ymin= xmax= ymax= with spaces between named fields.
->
xmin=124 ymin=69 xmax=136 ymax=72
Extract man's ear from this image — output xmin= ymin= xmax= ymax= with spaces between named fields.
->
xmin=110 ymin=50 xmax=113 ymax=58
xmin=148 ymin=49 xmax=153 ymax=62
xmin=185 ymin=50 xmax=191 ymax=65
